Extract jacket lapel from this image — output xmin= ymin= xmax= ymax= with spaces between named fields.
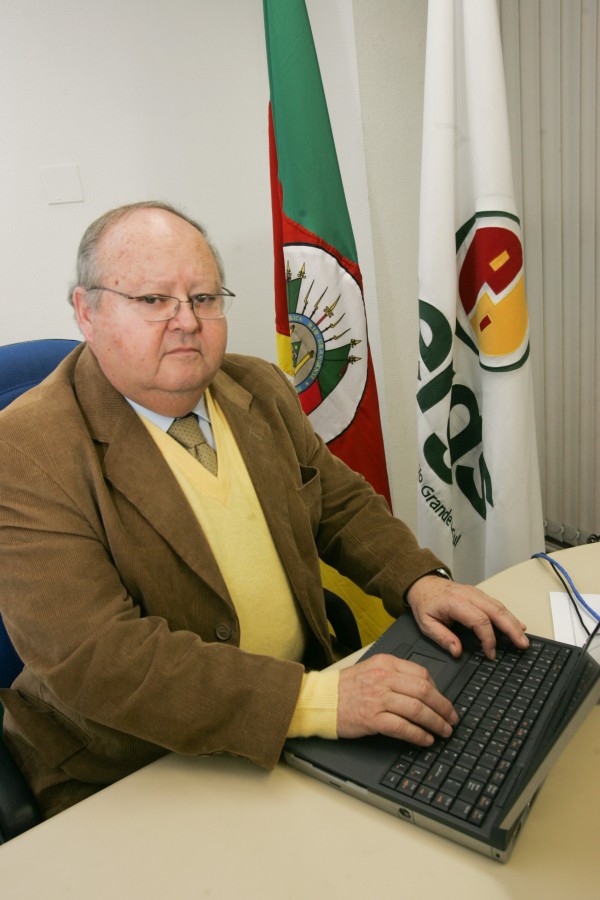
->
xmin=73 ymin=347 xmax=231 ymax=603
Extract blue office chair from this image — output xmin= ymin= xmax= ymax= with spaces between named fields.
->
xmin=0 ymin=338 xmax=79 ymax=411
xmin=0 ymin=338 xmax=79 ymax=842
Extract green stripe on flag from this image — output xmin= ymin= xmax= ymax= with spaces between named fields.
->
xmin=263 ymin=0 xmax=357 ymax=263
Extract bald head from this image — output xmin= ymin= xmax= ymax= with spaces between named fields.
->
xmin=69 ymin=201 xmax=224 ymax=309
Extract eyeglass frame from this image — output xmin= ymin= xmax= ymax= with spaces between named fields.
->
xmin=86 ymin=285 xmax=236 ymax=321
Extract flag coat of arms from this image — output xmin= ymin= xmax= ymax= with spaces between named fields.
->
xmin=417 ymin=0 xmax=545 ymax=583
xmin=263 ymin=0 xmax=393 ymax=643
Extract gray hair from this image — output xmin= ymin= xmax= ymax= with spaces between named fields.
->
xmin=67 ymin=200 xmax=225 ymax=308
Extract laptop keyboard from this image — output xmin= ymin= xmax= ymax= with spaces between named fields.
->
xmin=380 ymin=638 xmax=572 ymax=827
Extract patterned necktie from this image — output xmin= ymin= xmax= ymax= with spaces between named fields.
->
xmin=167 ymin=413 xmax=218 ymax=475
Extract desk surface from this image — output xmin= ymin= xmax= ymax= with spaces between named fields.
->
xmin=1 ymin=545 xmax=599 ymax=899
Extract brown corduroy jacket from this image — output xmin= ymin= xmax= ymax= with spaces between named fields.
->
xmin=0 ymin=344 xmax=441 ymax=816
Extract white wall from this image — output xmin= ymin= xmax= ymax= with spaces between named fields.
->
xmin=0 ymin=0 xmax=277 ymax=359
xmin=0 ymin=0 xmax=426 ymax=527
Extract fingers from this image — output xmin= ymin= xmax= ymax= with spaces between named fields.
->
xmin=408 ymin=576 xmax=529 ymax=660
xmin=469 ymin=605 xmax=529 ymax=659
xmin=337 ymin=654 xmax=458 ymax=745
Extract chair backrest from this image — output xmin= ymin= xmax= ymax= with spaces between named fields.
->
xmin=0 ymin=338 xmax=79 ymax=687
xmin=0 ymin=339 xmax=77 ymax=839
xmin=0 ymin=739 xmax=42 ymax=843
xmin=0 ymin=338 xmax=79 ymax=411
xmin=0 ymin=630 xmax=23 ymax=692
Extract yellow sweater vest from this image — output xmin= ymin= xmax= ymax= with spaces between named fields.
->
xmin=137 ymin=391 xmax=338 ymax=739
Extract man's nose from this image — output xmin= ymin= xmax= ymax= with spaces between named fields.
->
xmin=168 ymin=298 xmax=201 ymax=331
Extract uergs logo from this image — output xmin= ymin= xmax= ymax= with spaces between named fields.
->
xmin=284 ymin=243 xmax=367 ymax=443
xmin=456 ymin=213 xmax=530 ymax=372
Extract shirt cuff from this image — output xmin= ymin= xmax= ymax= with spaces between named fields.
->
xmin=287 ymin=670 xmax=340 ymax=739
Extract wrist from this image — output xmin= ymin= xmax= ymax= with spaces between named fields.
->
xmin=405 ymin=568 xmax=452 ymax=608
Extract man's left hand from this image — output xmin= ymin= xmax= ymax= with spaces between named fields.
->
xmin=406 ymin=575 xmax=529 ymax=660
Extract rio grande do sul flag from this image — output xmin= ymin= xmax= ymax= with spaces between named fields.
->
xmin=417 ymin=0 xmax=545 ymax=583
xmin=263 ymin=0 xmax=391 ymax=507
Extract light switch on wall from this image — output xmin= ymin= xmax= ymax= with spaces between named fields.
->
xmin=41 ymin=164 xmax=84 ymax=204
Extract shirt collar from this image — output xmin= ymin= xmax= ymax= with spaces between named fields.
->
xmin=126 ymin=393 xmax=211 ymax=433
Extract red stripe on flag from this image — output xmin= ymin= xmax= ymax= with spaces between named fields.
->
xmin=268 ymin=104 xmax=290 ymax=340
xmin=328 ymin=352 xmax=390 ymax=506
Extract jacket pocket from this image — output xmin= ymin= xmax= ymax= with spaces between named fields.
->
xmin=297 ymin=465 xmax=322 ymax=533
xmin=1 ymin=688 xmax=89 ymax=769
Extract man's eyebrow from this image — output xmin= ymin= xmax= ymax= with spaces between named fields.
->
xmin=136 ymin=282 xmax=222 ymax=296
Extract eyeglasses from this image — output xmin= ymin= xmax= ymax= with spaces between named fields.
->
xmin=87 ymin=285 xmax=235 ymax=321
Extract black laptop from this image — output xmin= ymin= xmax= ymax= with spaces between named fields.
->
xmin=285 ymin=612 xmax=600 ymax=862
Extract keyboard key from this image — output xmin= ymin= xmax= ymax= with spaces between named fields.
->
xmin=407 ymin=764 xmax=429 ymax=781
xmin=459 ymin=779 xmax=484 ymax=803
xmin=439 ymin=748 xmax=459 ymax=766
xmin=472 ymin=727 xmax=494 ymax=744
xmin=462 ymin=713 xmax=481 ymax=729
xmin=424 ymin=763 xmax=451 ymax=789
xmin=469 ymin=806 xmax=488 ymax=825
xmin=464 ymin=740 xmax=486 ymax=757
xmin=454 ymin=724 xmax=475 ymax=741
xmin=432 ymin=792 xmax=454 ymax=811
xmin=456 ymin=752 xmax=478 ymax=771
xmin=381 ymin=771 xmax=402 ymax=788
xmin=448 ymin=765 xmax=470 ymax=784
xmin=397 ymin=777 xmax=418 ymax=796
xmin=481 ymin=752 xmax=498 ymax=769
xmin=442 ymin=778 xmax=463 ymax=797
xmin=472 ymin=764 xmax=493 ymax=783
xmin=418 ymin=749 xmax=440 ymax=767
xmin=483 ymin=783 xmax=499 ymax=798
xmin=415 ymin=785 xmax=436 ymax=804
xmin=451 ymin=799 xmax=473 ymax=819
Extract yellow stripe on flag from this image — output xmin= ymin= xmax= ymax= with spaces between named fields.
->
xmin=276 ymin=331 xmax=294 ymax=377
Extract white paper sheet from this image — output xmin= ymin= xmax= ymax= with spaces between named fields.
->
xmin=550 ymin=592 xmax=600 ymax=646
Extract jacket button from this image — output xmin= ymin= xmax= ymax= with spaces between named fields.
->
xmin=215 ymin=623 xmax=232 ymax=641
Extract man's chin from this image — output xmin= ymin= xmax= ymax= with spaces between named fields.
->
xmin=160 ymin=361 xmax=217 ymax=392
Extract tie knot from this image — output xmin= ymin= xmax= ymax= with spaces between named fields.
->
xmin=168 ymin=413 xmax=206 ymax=451
xmin=167 ymin=413 xmax=218 ymax=475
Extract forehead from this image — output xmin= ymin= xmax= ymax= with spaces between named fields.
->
xmin=96 ymin=208 xmax=218 ymax=280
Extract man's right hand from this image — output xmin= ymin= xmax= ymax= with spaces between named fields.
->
xmin=337 ymin=654 xmax=459 ymax=745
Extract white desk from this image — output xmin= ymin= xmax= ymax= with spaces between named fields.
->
xmin=1 ymin=545 xmax=599 ymax=899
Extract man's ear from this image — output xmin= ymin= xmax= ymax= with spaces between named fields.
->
xmin=72 ymin=287 xmax=94 ymax=343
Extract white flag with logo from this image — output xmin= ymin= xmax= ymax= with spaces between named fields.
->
xmin=416 ymin=0 xmax=545 ymax=583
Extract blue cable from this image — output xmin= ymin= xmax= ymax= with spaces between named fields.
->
xmin=531 ymin=551 xmax=600 ymax=623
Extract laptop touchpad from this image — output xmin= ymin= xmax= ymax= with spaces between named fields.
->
xmin=409 ymin=652 xmax=448 ymax=682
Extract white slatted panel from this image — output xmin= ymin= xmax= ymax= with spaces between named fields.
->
xmin=498 ymin=0 xmax=599 ymax=545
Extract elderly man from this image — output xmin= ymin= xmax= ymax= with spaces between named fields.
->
xmin=0 ymin=202 xmax=528 ymax=818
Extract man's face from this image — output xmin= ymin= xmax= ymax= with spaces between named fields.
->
xmin=73 ymin=208 xmax=228 ymax=415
